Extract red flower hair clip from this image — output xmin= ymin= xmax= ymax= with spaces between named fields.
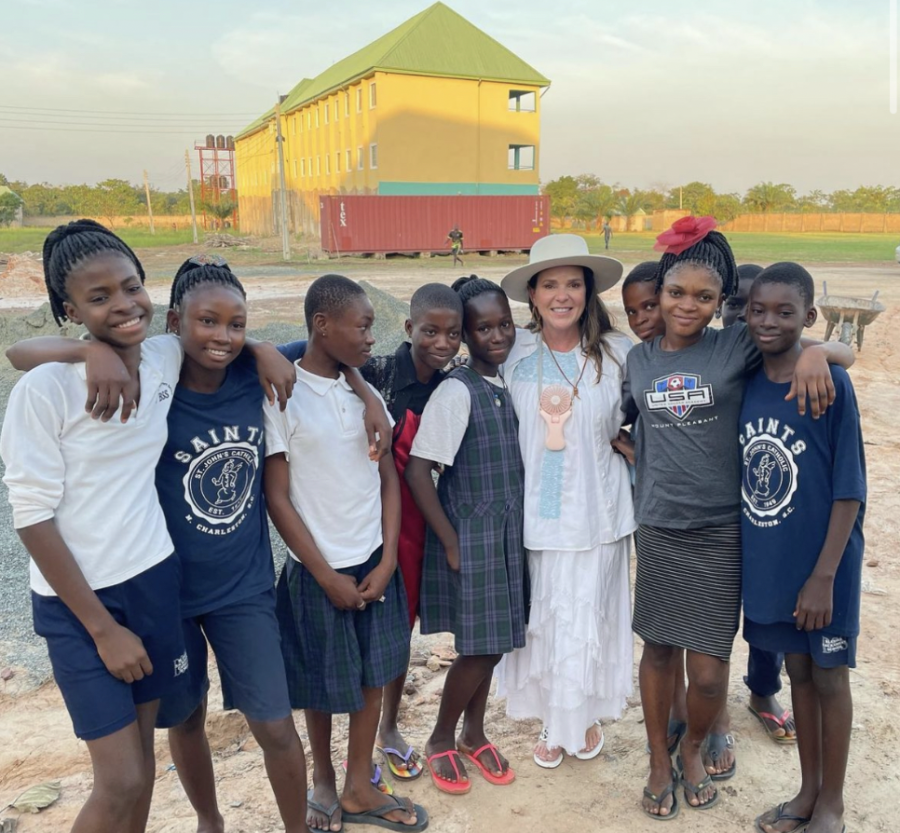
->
xmin=654 ymin=215 xmax=718 ymax=255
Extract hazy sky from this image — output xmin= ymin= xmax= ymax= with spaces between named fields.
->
xmin=1 ymin=0 xmax=897 ymax=195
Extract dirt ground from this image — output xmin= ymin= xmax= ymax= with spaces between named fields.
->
xmin=0 ymin=255 xmax=898 ymax=832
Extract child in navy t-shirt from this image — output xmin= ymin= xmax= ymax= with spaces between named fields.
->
xmin=740 ymin=263 xmax=865 ymax=833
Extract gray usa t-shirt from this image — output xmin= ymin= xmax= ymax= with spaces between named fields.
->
xmin=622 ymin=324 xmax=760 ymax=529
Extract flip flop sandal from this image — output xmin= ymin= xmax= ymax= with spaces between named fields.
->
xmin=642 ymin=767 xmax=681 ymax=821
xmin=748 ymin=705 xmax=798 ymax=744
xmin=645 ymin=718 xmax=687 ymax=756
xmin=533 ymin=727 xmax=564 ymax=769
xmin=340 ymin=760 xmax=393 ymax=795
xmin=341 ymin=795 xmax=429 ymax=832
xmin=460 ymin=742 xmax=516 ymax=785
xmin=307 ymin=788 xmax=343 ymax=833
xmin=425 ymin=749 xmax=471 ymax=795
xmin=754 ymin=802 xmax=811 ymax=833
xmin=703 ymin=732 xmax=736 ymax=781
xmin=574 ymin=720 xmax=605 ymax=761
xmin=376 ymin=745 xmax=423 ymax=780
xmin=676 ymin=756 xmax=720 ymax=811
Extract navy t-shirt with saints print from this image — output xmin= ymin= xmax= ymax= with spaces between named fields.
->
xmin=740 ymin=366 xmax=866 ymax=637
xmin=156 ymin=351 xmax=272 ymax=618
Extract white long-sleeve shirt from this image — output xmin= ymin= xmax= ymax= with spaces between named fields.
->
xmin=1 ymin=335 xmax=183 ymax=596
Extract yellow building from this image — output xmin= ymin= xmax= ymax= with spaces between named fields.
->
xmin=235 ymin=2 xmax=550 ymax=236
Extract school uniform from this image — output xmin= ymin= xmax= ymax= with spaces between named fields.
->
xmin=411 ymin=365 xmax=527 ymax=656
xmin=740 ymin=366 xmax=866 ymax=667
xmin=154 ymin=350 xmax=291 ymax=729
xmin=264 ymin=364 xmax=410 ymax=714
xmin=623 ymin=324 xmax=761 ymax=661
xmin=279 ymin=341 xmax=444 ymax=628
xmin=0 ymin=336 xmax=186 ymax=740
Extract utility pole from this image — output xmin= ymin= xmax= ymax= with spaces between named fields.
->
xmin=274 ymin=99 xmax=291 ymax=261
xmin=142 ymin=170 xmax=155 ymax=235
xmin=679 ymin=186 xmax=683 ymax=211
xmin=185 ymin=150 xmax=199 ymax=244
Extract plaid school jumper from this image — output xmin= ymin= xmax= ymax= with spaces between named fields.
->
xmin=419 ymin=365 xmax=528 ymax=656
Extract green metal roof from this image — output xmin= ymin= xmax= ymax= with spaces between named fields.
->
xmin=236 ymin=3 xmax=549 ymax=139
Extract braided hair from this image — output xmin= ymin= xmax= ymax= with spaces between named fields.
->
xmin=654 ymin=230 xmax=738 ymax=298
xmin=451 ymin=274 xmax=504 ymax=310
xmin=42 ymin=219 xmax=145 ymax=326
xmin=168 ymin=256 xmax=246 ymax=327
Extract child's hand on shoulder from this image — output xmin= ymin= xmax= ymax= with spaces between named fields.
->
xmin=794 ymin=572 xmax=834 ymax=631
xmin=253 ymin=342 xmax=296 ymax=411
xmin=323 ymin=572 xmax=365 ymax=610
xmin=787 ymin=347 xmax=835 ymax=419
xmin=85 ymin=340 xmax=137 ymax=423
xmin=364 ymin=407 xmax=392 ymax=461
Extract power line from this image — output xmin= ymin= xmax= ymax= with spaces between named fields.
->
xmin=0 ymin=118 xmax=243 ymax=130
xmin=0 ymin=124 xmax=215 ymax=135
xmin=0 ymin=104 xmax=261 ymax=117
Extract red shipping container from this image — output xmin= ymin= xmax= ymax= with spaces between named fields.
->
xmin=319 ymin=195 xmax=549 ymax=255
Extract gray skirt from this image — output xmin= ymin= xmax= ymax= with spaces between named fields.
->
xmin=632 ymin=523 xmax=741 ymax=661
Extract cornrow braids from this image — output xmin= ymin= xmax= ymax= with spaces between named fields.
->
xmin=42 ymin=219 xmax=145 ymax=326
xmin=168 ymin=256 xmax=246 ymax=329
xmin=451 ymin=275 xmax=504 ymax=311
xmin=654 ymin=230 xmax=738 ymax=298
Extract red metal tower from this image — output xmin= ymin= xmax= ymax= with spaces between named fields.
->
xmin=196 ymin=135 xmax=238 ymax=230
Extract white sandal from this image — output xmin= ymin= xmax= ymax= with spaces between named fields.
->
xmin=574 ymin=720 xmax=605 ymax=761
xmin=533 ymin=727 xmax=564 ymax=769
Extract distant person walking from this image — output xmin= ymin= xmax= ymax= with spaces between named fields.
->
xmin=602 ymin=221 xmax=612 ymax=250
xmin=447 ymin=225 xmax=465 ymax=267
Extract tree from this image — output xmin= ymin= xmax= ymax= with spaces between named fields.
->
xmin=202 ymin=198 xmax=237 ymax=230
xmin=713 ymin=193 xmax=743 ymax=223
xmin=544 ymin=176 xmax=579 ymax=226
xmin=667 ymin=182 xmax=716 ymax=213
xmin=617 ymin=190 xmax=650 ymax=225
xmin=743 ymin=182 xmax=797 ymax=213
xmin=798 ymin=190 xmax=829 ymax=212
xmin=73 ymin=179 xmax=142 ymax=228
xmin=0 ymin=191 xmax=23 ymax=227
xmin=0 ymin=172 xmax=8 ymax=187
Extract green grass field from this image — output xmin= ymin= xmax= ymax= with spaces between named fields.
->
xmin=580 ymin=232 xmax=899 ymax=263
xmin=0 ymin=227 xmax=213 ymax=253
xmin=2 ymin=226 xmax=897 ymax=263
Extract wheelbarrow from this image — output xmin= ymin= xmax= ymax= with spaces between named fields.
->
xmin=816 ymin=282 xmax=885 ymax=351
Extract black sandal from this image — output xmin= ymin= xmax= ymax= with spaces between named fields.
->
xmin=676 ymin=755 xmax=720 ymax=810
xmin=704 ymin=732 xmax=736 ymax=781
xmin=754 ymin=802 xmax=811 ymax=833
xmin=642 ymin=767 xmax=680 ymax=821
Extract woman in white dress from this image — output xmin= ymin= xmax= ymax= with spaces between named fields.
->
xmin=498 ymin=234 xmax=636 ymax=767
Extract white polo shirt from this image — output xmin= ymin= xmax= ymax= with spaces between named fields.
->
xmin=1 ymin=335 xmax=183 ymax=596
xmin=263 ymin=365 xmax=393 ymax=569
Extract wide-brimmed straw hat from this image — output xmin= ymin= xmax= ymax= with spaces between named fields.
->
xmin=501 ymin=234 xmax=624 ymax=302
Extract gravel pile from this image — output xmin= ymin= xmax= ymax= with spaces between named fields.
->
xmin=0 ymin=280 xmax=412 ymax=688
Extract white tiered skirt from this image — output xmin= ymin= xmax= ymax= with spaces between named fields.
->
xmin=497 ymin=538 xmax=633 ymax=755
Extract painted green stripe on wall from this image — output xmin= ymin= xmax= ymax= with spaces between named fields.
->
xmin=378 ymin=182 xmax=540 ymax=196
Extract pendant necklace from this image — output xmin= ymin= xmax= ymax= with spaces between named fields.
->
xmin=492 ymin=371 xmax=509 ymax=407
xmin=537 ymin=337 xmax=585 ymax=450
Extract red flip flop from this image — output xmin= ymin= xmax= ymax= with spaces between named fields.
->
xmin=425 ymin=750 xmax=471 ymax=795
xmin=748 ymin=706 xmax=797 ymax=744
xmin=461 ymin=743 xmax=516 ymax=786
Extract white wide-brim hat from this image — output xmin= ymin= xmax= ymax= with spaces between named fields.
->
xmin=501 ymin=234 xmax=624 ymax=302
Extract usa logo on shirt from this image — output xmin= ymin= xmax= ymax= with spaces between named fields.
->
xmin=645 ymin=374 xmax=713 ymax=420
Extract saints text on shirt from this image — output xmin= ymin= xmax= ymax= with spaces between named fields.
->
xmin=740 ymin=417 xmax=807 ymax=528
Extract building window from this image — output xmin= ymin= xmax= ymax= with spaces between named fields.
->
xmin=290 ymin=117 xmax=295 ymax=135
xmin=301 ymin=158 xmax=306 ymax=177
xmin=308 ymin=157 xmax=312 ymax=176
xmin=369 ymin=82 xmax=377 ymax=108
xmin=346 ymin=149 xmax=352 ymax=171
xmin=356 ymin=88 xmax=362 ymax=112
xmin=345 ymin=92 xmax=350 ymax=116
xmin=333 ymin=101 xmax=338 ymax=121
xmin=357 ymin=146 xmax=364 ymax=170
xmin=316 ymin=156 xmax=321 ymax=175
xmin=307 ymin=112 xmax=311 ymax=129
xmin=324 ymin=104 xmax=329 ymax=125
xmin=298 ymin=114 xmax=302 ymax=133
xmin=325 ymin=154 xmax=331 ymax=174
xmin=369 ymin=143 xmax=378 ymax=169
xmin=292 ymin=159 xmax=297 ymax=177
xmin=315 ymin=108 xmax=320 ymax=128
xmin=508 ymin=90 xmax=537 ymax=112
xmin=335 ymin=151 xmax=341 ymax=173
xmin=508 ymin=144 xmax=535 ymax=170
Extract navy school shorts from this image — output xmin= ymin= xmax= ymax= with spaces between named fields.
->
xmin=744 ymin=618 xmax=857 ymax=669
xmin=156 ymin=587 xmax=292 ymax=729
xmin=32 ymin=554 xmax=186 ymax=741
xmin=275 ymin=546 xmax=411 ymax=714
